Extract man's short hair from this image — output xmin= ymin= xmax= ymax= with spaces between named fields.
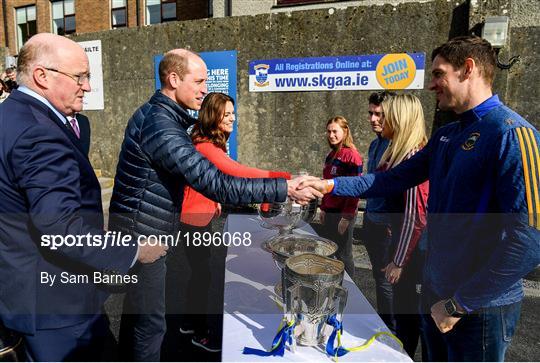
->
xmin=431 ymin=35 xmax=496 ymax=85
xmin=368 ymin=91 xmax=396 ymax=106
xmin=158 ymin=49 xmax=200 ymax=85
xmin=16 ymin=41 xmax=55 ymax=86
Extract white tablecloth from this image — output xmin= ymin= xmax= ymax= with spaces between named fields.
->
xmin=221 ymin=214 xmax=411 ymax=362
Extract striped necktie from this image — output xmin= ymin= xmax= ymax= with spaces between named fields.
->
xmin=68 ymin=116 xmax=80 ymax=139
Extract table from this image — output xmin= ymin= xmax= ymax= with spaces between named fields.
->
xmin=221 ymin=214 xmax=411 ymax=362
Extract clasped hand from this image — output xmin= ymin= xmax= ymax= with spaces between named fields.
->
xmin=286 ymin=175 xmax=324 ymax=204
xmin=382 ymin=262 xmax=402 ymax=284
xmin=297 ymin=177 xmax=330 ymax=194
xmin=137 ymin=236 xmax=169 ymax=264
xmin=431 ymin=300 xmax=463 ymax=334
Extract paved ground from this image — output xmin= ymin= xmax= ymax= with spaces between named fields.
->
xmin=99 ymin=178 xmax=539 ymax=361
xmin=350 ymin=243 xmax=540 ymax=362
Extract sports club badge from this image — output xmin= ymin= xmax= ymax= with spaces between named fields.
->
xmin=461 ymin=132 xmax=480 ymax=151
xmin=254 ymin=64 xmax=270 ymax=87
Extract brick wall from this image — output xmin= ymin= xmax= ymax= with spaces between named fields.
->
xmin=75 ymin=1 xmax=110 ymax=33
xmin=1 ymin=0 xmax=211 ymax=55
xmin=0 ymin=1 xmax=5 ymax=48
xmin=126 ymin=0 xmax=139 ymax=27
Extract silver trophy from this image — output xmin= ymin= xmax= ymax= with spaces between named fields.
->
xmin=262 ymin=233 xmax=338 ymax=270
xmin=282 ymin=254 xmax=348 ymax=348
xmin=262 ymin=233 xmax=338 ymax=297
xmin=258 ymin=198 xmax=318 ymax=234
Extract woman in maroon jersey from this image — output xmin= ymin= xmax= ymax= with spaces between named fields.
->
xmin=318 ymin=116 xmax=363 ymax=277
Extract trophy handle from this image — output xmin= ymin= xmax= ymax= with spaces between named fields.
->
xmin=284 ymin=283 xmax=300 ymax=353
xmin=334 ymin=285 xmax=348 ymax=318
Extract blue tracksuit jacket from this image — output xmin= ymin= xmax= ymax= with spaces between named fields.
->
xmin=333 ymin=95 xmax=540 ymax=312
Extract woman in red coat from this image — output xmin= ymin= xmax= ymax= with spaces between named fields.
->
xmin=177 ymin=92 xmax=290 ymax=353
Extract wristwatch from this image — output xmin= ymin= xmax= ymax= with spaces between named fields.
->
xmin=444 ymin=298 xmax=467 ymax=318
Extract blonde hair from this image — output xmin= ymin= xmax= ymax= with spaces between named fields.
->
xmin=326 ymin=116 xmax=356 ymax=151
xmin=378 ymin=94 xmax=427 ymax=168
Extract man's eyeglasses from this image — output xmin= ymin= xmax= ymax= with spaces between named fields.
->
xmin=45 ymin=68 xmax=91 ymax=85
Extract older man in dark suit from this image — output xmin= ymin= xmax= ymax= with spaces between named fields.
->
xmin=0 ymin=33 xmax=167 ymax=361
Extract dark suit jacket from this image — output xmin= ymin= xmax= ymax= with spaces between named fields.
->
xmin=76 ymin=113 xmax=91 ymax=156
xmin=0 ymin=90 xmax=137 ymax=334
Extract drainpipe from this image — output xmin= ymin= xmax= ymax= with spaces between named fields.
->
xmin=136 ymin=0 xmax=140 ymax=26
xmin=2 ymin=0 xmax=9 ymax=48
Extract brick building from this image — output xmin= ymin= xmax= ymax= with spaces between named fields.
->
xmin=0 ymin=0 xmax=358 ymax=57
xmin=0 ymin=0 xmax=212 ymax=56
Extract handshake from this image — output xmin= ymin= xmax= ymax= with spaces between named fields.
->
xmin=137 ymin=175 xmax=331 ymax=264
xmin=285 ymin=175 xmax=331 ymax=205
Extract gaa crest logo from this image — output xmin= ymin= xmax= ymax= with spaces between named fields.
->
xmin=461 ymin=132 xmax=480 ymax=151
xmin=254 ymin=64 xmax=269 ymax=87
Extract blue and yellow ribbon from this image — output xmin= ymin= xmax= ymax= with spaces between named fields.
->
xmin=243 ymin=318 xmax=295 ymax=357
xmin=325 ymin=314 xmax=403 ymax=361
xmin=244 ymin=315 xmax=403 ymax=360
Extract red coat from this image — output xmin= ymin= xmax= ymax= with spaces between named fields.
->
xmin=320 ymin=146 xmax=363 ymax=219
xmin=181 ymin=142 xmax=290 ymax=226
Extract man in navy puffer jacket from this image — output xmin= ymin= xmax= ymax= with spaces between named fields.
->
xmin=109 ymin=49 xmax=320 ymax=361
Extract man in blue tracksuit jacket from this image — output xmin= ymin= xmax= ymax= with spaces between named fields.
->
xmin=363 ymin=91 xmax=395 ymax=333
xmin=301 ymin=36 xmax=539 ymax=361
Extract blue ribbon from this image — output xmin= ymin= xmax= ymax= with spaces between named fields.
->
xmin=325 ymin=314 xmax=349 ymax=357
xmin=243 ymin=319 xmax=295 ymax=357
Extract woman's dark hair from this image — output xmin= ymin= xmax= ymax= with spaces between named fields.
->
xmin=191 ymin=92 xmax=235 ymax=151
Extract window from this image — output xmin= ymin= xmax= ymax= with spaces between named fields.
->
xmin=16 ymin=5 xmax=37 ymax=51
xmin=52 ymin=0 xmax=76 ymax=35
xmin=112 ymin=0 xmax=127 ymax=28
xmin=146 ymin=0 xmax=176 ymax=25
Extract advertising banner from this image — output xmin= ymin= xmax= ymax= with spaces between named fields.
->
xmin=249 ymin=53 xmax=425 ymax=92
xmin=154 ymin=50 xmax=238 ymax=160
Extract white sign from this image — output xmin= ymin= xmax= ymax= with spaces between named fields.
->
xmin=78 ymin=40 xmax=104 ymax=110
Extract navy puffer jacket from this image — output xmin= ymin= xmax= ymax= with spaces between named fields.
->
xmin=109 ymin=91 xmax=287 ymax=237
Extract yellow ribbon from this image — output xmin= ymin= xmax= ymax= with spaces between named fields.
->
xmin=332 ymin=330 xmax=403 ymax=362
